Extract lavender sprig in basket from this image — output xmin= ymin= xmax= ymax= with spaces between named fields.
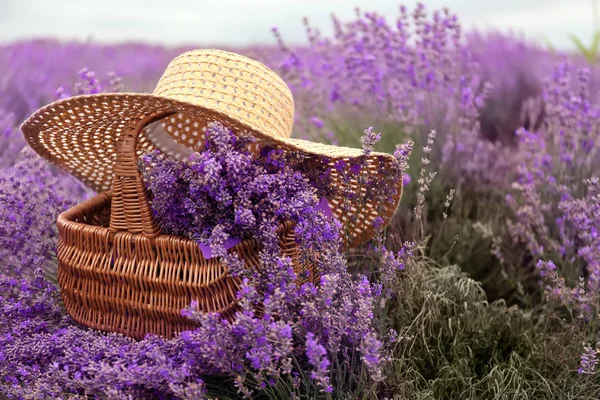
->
xmin=139 ymin=122 xmax=340 ymax=282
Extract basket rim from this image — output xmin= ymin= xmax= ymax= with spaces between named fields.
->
xmin=57 ymin=190 xmax=294 ymax=254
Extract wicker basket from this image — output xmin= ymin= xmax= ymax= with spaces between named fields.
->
xmin=56 ymin=112 xmax=314 ymax=339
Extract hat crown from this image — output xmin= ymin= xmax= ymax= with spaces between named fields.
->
xmin=153 ymin=49 xmax=294 ymax=140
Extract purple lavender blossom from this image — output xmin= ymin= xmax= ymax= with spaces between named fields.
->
xmin=140 ymin=121 xmax=338 ymax=265
xmin=379 ymin=242 xmax=415 ymax=298
xmin=360 ymin=332 xmax=383 ymax=382
xmin=361 ymin=127 xmax=381 ymax=156
xmin=578 ymin=344 xmax=599 ymax=374
xmin=305 ymin=332 xmax=332 ymax=393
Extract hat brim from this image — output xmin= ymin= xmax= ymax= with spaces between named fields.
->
xmin=21 ymin=92 xmax=402 ymax=247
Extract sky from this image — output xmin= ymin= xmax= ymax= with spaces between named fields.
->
xmin=0 ymin=0 xmax=595 ymax=50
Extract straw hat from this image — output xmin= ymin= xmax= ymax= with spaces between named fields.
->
xmin=21 ymin=49 xmax=402 ymax=247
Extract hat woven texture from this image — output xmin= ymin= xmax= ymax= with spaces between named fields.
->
xmin=21 ymin=49 xmax=402 ymax=246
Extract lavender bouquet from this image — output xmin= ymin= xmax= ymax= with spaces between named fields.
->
xmin=139 ymin=121 xmax=343 ymax=285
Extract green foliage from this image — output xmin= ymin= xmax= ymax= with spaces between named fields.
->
xmin=375 ymin=258 xmax=600 ymax=400
xmin=567 ymin=31 xmax=600 ymax=63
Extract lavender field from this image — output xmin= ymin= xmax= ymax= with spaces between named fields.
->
xmin=2 ymin=3 xmax=600 ymax=399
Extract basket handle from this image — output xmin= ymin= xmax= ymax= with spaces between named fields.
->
xmin=109 ymin=110 xmax=175 ymax=238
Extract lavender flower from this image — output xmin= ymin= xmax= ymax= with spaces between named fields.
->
xmin=361 ymin=126 xmax=381 ymax=156
xmin=305 ymin=332 xmax=332 ymax=393
xmin=578 ymin=344 xmax=599 ymax=374
xmin=380 ymin=242 xmax=415 ymax=298
xmin=75 ymin=67 xmax=102 ymax=95
xmin=360 ymin=332 xmax=382 ymax=382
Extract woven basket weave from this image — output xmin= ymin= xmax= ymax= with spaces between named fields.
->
xmin=56 ymin=111 xmax=313 ymax=339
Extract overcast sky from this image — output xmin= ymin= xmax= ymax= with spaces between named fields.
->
xmin=0 ymin=0 xmax=595 ymax=50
